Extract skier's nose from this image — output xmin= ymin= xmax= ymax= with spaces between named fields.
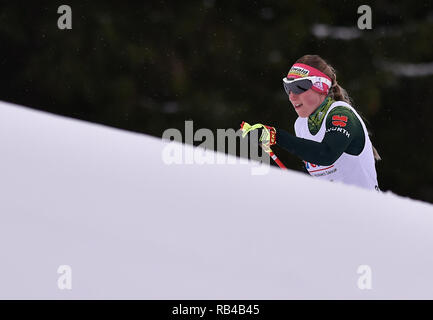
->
xmin=289 ymin=91 xmax=299 ymax=102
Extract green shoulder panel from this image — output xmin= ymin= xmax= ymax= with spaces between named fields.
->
xmin=325 ymin=106 xmax=358 ymax=130
xmin=325 ymin=105 xmax=365 ymax=155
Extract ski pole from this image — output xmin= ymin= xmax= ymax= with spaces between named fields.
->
xmin=261 ymin=145 xmax=287 ymax=170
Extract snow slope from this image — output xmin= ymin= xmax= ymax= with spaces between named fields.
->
xmin=0 ymin=100 xmax=432 ymax=299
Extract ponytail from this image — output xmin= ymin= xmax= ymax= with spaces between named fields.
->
xmin=329 ymin=83 xmax=382 ymax=161
xmin=372 ymin=146 xmax=381 ymax=161
xmin=329 ymin=82 xmax=352 ymax=105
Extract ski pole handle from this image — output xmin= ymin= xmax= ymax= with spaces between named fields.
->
xmin=240 ymin=121 xmax=287 ymax=170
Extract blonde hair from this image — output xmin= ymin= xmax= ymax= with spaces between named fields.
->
xmin=295 ymin=55 xmax=381 ymax=161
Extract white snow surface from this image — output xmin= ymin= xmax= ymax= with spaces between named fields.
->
xmin=0 ymin=100 xmax=432 ymax=299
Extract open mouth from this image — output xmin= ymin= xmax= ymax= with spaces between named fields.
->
xmin=294 ymin=103 xmax=303 ymax=109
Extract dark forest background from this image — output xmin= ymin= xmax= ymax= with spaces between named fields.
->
xmin=1 ymin=1 xmax=432 ymax=203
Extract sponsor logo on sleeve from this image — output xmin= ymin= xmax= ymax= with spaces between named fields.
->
xmin=331 ymin=115 xmax=348 ymax=127
xmin=325 ymin=126 xmax=351 ymax=138
xmin=326 ymin=115 xmax=351 ymax=138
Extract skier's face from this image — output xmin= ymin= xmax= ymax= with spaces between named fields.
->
xmin=289 ymin=89 xmax=326 ymax=118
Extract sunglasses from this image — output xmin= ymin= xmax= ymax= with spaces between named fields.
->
xmin=282 ymin=76 xmax=331 ymax=95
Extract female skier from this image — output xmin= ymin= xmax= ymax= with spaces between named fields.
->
xmin=241 ymin=55 xmax=380 ymax=190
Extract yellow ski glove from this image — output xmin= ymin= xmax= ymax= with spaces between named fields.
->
xmin=240 ymin=121 xmax=277 ymax=152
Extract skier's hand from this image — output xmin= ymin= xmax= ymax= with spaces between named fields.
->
xmin=240 ymin=121 xmax=276 ymax=152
